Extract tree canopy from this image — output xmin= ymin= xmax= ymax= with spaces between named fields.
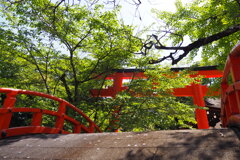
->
xmin=140 ymin=0 xmax=240 ymax=67
xmin=0 ymin=0 xmax=140 ymax=95
xmin=0 ymin=0 xmax=229 ymax=131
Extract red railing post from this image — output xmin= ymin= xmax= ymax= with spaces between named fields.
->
xmin=229 ymin=55 xmax=240 ymax=82
xmin=229 ymin=55 xmax=240 ymax=112
xmin=89 ymin=122 xmax=95 ymax=133
xmin=55 ymin=101 xmax=66 ymax=131
xmin=221 ymin=82 xmax=228 ymax=126
xmin=0 ymin=88 xmax=101 ymax=138
xmin=73 ymin=124 xmax=81 ymax=133
xmin=31 ymin=111 xmax=43 ymax=126
xmin=0 ymin=90 xmax=18 ymax=131
xmin=221 ymin=43 xmax=240 ymax=127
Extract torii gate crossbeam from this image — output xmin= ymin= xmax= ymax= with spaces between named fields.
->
xmin=91 ymin=66 xmax=223 ymax=129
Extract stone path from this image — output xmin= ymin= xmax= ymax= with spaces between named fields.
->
xmin=0 ymin=129 xmax=239 ymax=160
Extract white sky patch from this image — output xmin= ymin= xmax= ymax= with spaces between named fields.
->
xmin=119 ymin=0 xmax=179 ymax=34
xmin=118 ymin=0 xmax=195 ymax=34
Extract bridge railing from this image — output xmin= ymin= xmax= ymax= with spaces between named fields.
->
xmin=221 ymin=43 xmax=240 ymax=127
xmin=0 ymin=88 xmax=101 ymax=138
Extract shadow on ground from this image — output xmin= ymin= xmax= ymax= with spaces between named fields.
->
xmin=0 ymin=133 xmax=61 ymax=147
xmin=119 ymin=129 xmax=240 ymax=160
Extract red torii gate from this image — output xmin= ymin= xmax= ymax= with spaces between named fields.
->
xmin=91 ymin=66 xmax=223 ymax=129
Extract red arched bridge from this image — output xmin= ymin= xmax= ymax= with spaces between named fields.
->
xmin=221 ymin=43 xmax=240 ymax=128
xmin=0 ymin=88 xmax=101 ymax=138
xmin=0 ymin=43 xmax=240 ymax=138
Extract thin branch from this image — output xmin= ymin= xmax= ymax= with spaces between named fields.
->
xmin=21 ymin=43 xmax=51 ymax=94
xmin=72 ymin=28 xmax=92 ymax=52
xmin=6 ymin=0 xmax=24 ymax=4
xmin=79 ymin=71 xmax=109 ymax=84
xmin=60 ymin=73 xmax=73 ymax=103
xmin=148 ymin=24 xmax=240 ymax=65
xmin=236 ymin=0 xmax=240 ymax=8
xmin=52 ymin=0 xmax=65 ymax=25
xmin=69 ymin=50 xmax=79 ymax=103
xmin=68 ymin=29 xmax=93 ymax=99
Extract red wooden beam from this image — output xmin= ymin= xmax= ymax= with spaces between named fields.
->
xmin=91 ymin=68 xmax=223 ymax=129
xmin=221 ymin=43 xmax=240 ymax=127
xmin=0 ymin=88 xmax=101 ymax=138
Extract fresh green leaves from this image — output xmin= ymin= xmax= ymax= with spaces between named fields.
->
xmin=0 ymin=0 xmax=200 ymax=131
xmin=152 ymin=0 xmax=240 ymax=67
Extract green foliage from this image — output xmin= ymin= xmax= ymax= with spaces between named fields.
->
xmin=152 ymin=0 xmax=240 ymax=67
xmin=0 ymin=0 xmax=200 ymax=131
xmin=82 ymin=68 xmax=199 ymax=131
xmin=117 ymin=68 xmax=198 ymax=131
xmin=0 ymin=0 xmax=140 ymax=94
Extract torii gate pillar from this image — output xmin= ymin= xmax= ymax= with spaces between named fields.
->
xmin=192 ymin=84 xmax=209 ymax=129
xmin=91 ymin=67 xmax=223 ymax=130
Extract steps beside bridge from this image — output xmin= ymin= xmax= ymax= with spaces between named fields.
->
xmin=0 ymin=129 xmax=239 ymax=160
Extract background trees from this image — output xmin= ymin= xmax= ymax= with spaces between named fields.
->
xmin=142 ymin=0 xmax=240 ymax=67
xmin=0 ymin=0 xmax=140 ymax=99
xmin=1 ymin=0 xmax=232 ymax=131
xmin=0 ymin=0 xmax=145 ymax=131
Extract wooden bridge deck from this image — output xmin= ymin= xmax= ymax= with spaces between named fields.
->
xmin=0 ymin=129 xmax=239 ymax=160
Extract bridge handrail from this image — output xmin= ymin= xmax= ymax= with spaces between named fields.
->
xmin=0 ymin=88 xmax=101 ymax=138
xmin=221 ymin=43 xmax=240 ymax=127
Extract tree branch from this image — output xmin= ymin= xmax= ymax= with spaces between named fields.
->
xmin=69 ymin=50 xmax=79 ymax=104
xmin=236 ymin=0 xmax=240 ymax=8
xmin=52 ymin=0 xmax=65 ymax=25
xmin=72 ymin=28 xmax=92 ymax=52
xmin=22 ymin=43 xmax=51 ymax=94
xmin=149 ymin=24 xmax=240 ymax=65
xmin=60 ymin=73 xmax=73 ymax=103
